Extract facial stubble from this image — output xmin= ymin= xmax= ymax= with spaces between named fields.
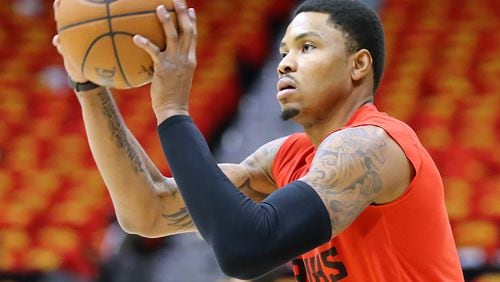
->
xmin=280 ymin=108 xmax=300 ymax=121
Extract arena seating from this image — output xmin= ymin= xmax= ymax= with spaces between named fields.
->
xmin=376 ymin=0 xmax=499 ymax=278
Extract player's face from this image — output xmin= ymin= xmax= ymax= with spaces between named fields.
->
xmin=277 ymin=12 xmax=352 ymax=124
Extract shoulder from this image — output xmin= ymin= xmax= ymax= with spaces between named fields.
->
xmin=316 ymin=126 xmax=413 ymax=203
xmin=318 ymin=125 xmax=411 ymax=165
xmin=234 ymin=136 xmax=290 ymax=195
xmin=301 ymin=126 xmax=414 ymax=235
xmin=305 ymin=126 xmax=390 ymax=197
xmin=320 ymin=126 xmax=388 ymax=153
xmin=253 ymin=136 xmax=290 ymax=160
xmin=311 ymin=126 xmax=390 ymax=177
xmin=241 ymin=136 xmax=289 ymax=173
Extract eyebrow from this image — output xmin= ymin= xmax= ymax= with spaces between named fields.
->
xmin=280 ymin=31 xmax=323 ymax=49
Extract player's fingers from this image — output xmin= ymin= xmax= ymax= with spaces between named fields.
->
xmin=53 ymin=0 xmax=61 ymax=12
xmin=173 ymin=0 xmax=192 ymax=56
xmin=133 ymin=35 xmax=160 ymax=65
xmin=52 ymin=34 xmax=87 ymax=81
xmin=52 ymin=34 xmax=58 ymax=48
xmin=52 ymin=34 xmax=64 ymax=55
xmin=187 ymin=8 xmax=197 ymax=64
xmin=178 ymin=6 xmax=196 ymax=56
xmin=52 ymin=0 xmax=61 ymax=10
xmin=156 ymin=5 xmax=178 ymax=57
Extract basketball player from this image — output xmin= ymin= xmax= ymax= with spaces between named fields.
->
xmin=53 ymin=0 xmax=464 ymax=280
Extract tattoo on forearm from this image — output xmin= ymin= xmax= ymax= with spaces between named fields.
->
xmin=304 ymin=127 xmax=386 ymax=234
xmin=162 ymin=207 xmax=194 ymax=229
xmin=97 ymin=91 xmax=148 ymax=178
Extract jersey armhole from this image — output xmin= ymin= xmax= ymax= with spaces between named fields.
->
xmin=271 ymin=133 xmax=305 ymax=186
xmin=380 ymin=126 xmax=422 ymax=206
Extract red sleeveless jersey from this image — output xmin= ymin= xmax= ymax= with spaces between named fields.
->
xmin=272 ymin=104 xmax=463 ymax=281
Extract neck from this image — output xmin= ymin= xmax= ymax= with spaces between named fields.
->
xmin=303 ymin=96 xmax=373 ymax=147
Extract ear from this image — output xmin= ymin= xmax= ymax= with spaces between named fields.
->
xmin=351 ymin=49 xmax=373 ymax=82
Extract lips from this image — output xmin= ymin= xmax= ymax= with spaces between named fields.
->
xmin=276 ymin=78 xmax=298 ymax=102
xmin=277 ymin=77 xmax=297 ymax=92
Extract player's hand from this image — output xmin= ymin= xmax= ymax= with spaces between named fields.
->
xmin=52 ymin=0 xmax=88 ymax=84
xmin=132 ymin=0 xmax=197 ymax=124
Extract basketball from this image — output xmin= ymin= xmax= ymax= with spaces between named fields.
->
xmin=55 ymin=0 xmax=177 ymax=89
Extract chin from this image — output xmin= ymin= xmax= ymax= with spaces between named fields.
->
xmin=280 ymin=108 xmax=300 ymax=121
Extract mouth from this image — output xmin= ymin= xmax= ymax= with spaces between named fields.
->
xmin=276 ymin=78 xmax=298 ymax=102
xmin=277 ymin=78 xmax=297 ymax=92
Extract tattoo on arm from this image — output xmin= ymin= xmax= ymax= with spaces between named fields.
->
xmin=240 ymin=137 xmax=286 ymax=188
xmin=238 ymin=178 xmax=269 ymax=200
xmin=97 ymin=91 xmax=151 ymax=181
xmin=157 ymin=179 xmax=194 ymax=230
xmin=303 ymin=127 xmax=386 ymax=235
xmin=97 ymin=91 xmax=191 ymax=232
xmin=161 ymin=207 xmax=194 ymax=230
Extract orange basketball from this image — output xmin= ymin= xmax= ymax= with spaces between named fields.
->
xmin=55 ymin=0 xmax=177 ymax=89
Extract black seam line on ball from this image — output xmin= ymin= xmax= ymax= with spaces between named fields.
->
xmin=81 ymin=33 xmax=108 ymax=75
xmin=57 ymin=9 xmax=175 ymax=33
xmin=85 ymin=0 xmax=117 ymax=4
xmin=106 ymin=0 xmax=131 ymax=88
xmin=80 ymin=31 xmax=135 ymax=76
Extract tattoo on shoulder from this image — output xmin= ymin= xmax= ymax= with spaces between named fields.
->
xmin=242 ymin=137 xmax=286 ymax=184
xmin=304 ymin=127 xmax=387 ymax=234
xmin=244 ymin=141 xmax=280 ymax=169
xmin=161 ymin=207 xmax=194 ymax=229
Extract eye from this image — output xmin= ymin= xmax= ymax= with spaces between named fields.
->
xmin=280 ymin=51 xmax=288 ymax=58
xmin=302 ymin=43 xmax=315 ymax=53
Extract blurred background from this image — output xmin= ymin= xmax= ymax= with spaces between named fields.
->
xmin=0 ymin=0 xmax=498 ymax=281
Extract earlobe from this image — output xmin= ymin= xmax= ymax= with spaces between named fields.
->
xmin=351 ymin=49 xmax=373 ymax=82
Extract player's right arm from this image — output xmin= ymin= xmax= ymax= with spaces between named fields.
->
xmin=74 ymin=87 xmax=285 ymax=237
xmin=51 ymin=0 xmax=279 ymax=237
xmin=52 ymin=0 xmax=288 ymax=238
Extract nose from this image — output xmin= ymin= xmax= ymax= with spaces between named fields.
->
xmin=277 ymin=53 xmax=296 ymax=76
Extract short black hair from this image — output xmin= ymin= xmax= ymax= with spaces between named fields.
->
xmin=294 ymin=0 xmax=385 ymax=93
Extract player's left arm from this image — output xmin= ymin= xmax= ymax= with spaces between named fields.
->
xmin=301 ymin=125 xmax=414 ymax=237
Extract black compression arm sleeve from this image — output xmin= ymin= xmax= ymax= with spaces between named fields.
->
xmin=158 ymin=115 xmax=332 ymax=279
